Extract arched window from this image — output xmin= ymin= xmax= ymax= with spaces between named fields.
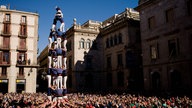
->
xmin=79 ymin=38 xmax=85 ymax=49
xmin=86 ymin=39 xmax=91 ymax=49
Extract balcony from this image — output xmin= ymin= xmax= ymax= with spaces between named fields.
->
xmin=0 ymin=75 xmax=7 ymax=79
xmin=0 ymin=61 xmax=11 ymax=66
xmin=17 ymin=46 xmax=28 ymax=52
xmin=17 ymin=73 xmax=25 ymax=79
xmin=0 ymin=52 xmax=11 ymax=66
xmin=3 ymin=17 xmax=11 ymax=24
xmin=0 ymin=45 xmax=10 ymax=51
xmin=1 ymin=30 xmax=11 ymax=37
xmin=18 ymin=32 xmax=28 ymax=38
xmin=16 ymin=60 xmax=27 ymax=66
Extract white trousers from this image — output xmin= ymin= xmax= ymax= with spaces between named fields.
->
xmin=47 ymin=75 xmax=51 ymax=87
xmin=57 ymin=38 xmax=62 ymax=49
xmin=63 ymin=76 xmax=67 ymax=89
xmin=48 ymin=56 xmax=52 ymax=68
xmin=63 ymin=57 xmax=67 ymax=69
xmin=57 ymin=76 xmax=63 ymax=89
xmin=52 ymin=24 xmax=56 ymax=31
xmin=60 ymin=22 xmax=65 ymax=32
xmin=48 ymin=38 xmax=52 ymax=49
xmin=57 ymin=56 xmax=62 ymax=68
xmin=53 ymin=58 xmax=57 ymax=68
xmin=63 ymin=39 xmax=67 ymax=51
xmin=52 ymin=76 xmax=58 ymax=86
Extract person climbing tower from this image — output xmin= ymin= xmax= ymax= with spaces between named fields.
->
xmin=52 ymin=6 xmax=65 ymax=32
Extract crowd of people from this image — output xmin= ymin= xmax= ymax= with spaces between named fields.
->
xmin=0 ymin=92 xmax=192 ymax=108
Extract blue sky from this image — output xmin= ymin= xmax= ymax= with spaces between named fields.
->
xmin=0 ymin=0 xmax=139 ymax=54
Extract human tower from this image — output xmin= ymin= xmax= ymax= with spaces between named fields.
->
xmin=46 ymin=6 xmax=67 ymax=101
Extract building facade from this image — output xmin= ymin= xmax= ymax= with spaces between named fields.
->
xmin=100 ymin=8 xmax=142 ymax=92
xmin=38 ymin=8 xmax=142 ymax=92
xmin=0 ymin=5 xmax=39 ymax=93
xmin=136 ymin=0 xmax=192 ymax=94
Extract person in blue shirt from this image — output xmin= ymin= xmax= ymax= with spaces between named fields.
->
xmin=48 ymin=29 xmax=57 ymax=49
xmin=52 ymin=6 xmax=65 ymax=32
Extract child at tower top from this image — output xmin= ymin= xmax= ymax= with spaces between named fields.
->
xmin=52 ymin=6 xmax=65 ymax=32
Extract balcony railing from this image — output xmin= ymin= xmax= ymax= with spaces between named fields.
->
xmin=18 ymin=32 xmax=28 ymax=38
xmin=16 ymin=60 xmax=27 ymax=66
xmin=0 ymin=74 xmax=7 ymax=79
xmin=0 ymin=44 xmax=10 ymax=51
xmin=17 ymin=46 xmax=28 ymax=52
xmin=0 ymin=61 xmax=11 ymax=66
xmin=1 ymin=30 xmax=11 ymax=36
xmin=17 ymin=73 xmax=25 ymax=79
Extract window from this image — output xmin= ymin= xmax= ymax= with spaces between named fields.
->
xmin=168 ymin=38 xmax=179 ymax=58
xmin=117 ymin=53 xmax=123 ymax=66
xmin=107 ymin=56 xmax=112 ymax=68
xmin=79 ymin=38 xmax=85 ymax=49
xmin=1 ymin=67 xmax=7 ymax=76
xmin=110 ymin=37 xmax=113 ymax=46
xmin=165 ymin=8 xmax=174 ymax=23
xmin=126 ymin=51 xmax=136 ymax=68
xmin=20 ymin=25 xmax=27 ymax=35
xmin=114 ymin=35 xmax=118 ymax=45
xmin=118 ymin=33 xmax=122 ymax=44
xmin=117 ymin=72 xmax=124 ymax=87
xmin=19 ymin=67 xmax=24 ymax=75
xmin=3 ymin=52 xmax=10 ymax=63
xmin=21 ymin=16 xmax=26 ymax=24
xmin=150 ymin=44 xmax=158 ymax=60
xmin=3 ymin=37 xmax=10 ymax=49
xmin=19 ymin=38 xmax=26 ymax=49
xmin=3 ymin=23 xmax=10 ymax=34
xmin=5 ymin=14 xmax=10 ymax=22
xmin=86 ymin=39 xmax=91 ymax=49
xmin=106 ymin=38 xmax=109 ymax=48
xmin=148 ymin=16 xmax=155 ymax=29
xmin=187 ymin=0 xmax=192 ymax=16
xmin=17 ymin=53 xmax=27 ymax=65
xmin=67 ymin=40 xmax=71 ymax=51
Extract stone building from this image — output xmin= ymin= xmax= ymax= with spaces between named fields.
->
xmin=38 ymin=8 xmax=142 ymax=92
xmin=0 ymin=5 xmax=39 ymax=93
xmin=136 ymin=0 xmax=192 ymax=94
xmin=62 ymin=19 xmax=102 ymax=91
xmin=100 ymin=8 xmax=142 ymax=92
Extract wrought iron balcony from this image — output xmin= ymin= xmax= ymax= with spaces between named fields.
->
xmin=18 ymin=32 xmax=28 ymax=38
xmin=1 ymin=30 xmax=11 ymax=37
xmin=17 ymin=46 xmax=28 ymax=52
xmin=16 ymin=60 xmax=27 ymax=66
xmin=0 ymin=45 xmax=10 ymax=51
